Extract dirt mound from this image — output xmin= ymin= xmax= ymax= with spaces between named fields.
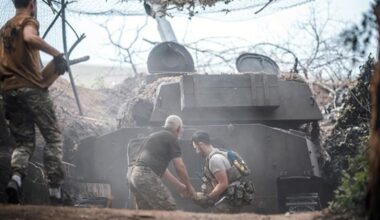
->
xmin=29 ymin=78 xmax=116 ymax=164
xmin=0 ymin=205 xmax=323 ymax=220
xmin=115 ymin=75 xmax=180 ymax=128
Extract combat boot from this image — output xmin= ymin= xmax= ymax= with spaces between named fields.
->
xmin=6 ymin=175 xmax=22 ymax=204
xmin=49 ymin=187 xmax=62 ymax=206
xmin=49 ymin=186 xmax=73 ymax=206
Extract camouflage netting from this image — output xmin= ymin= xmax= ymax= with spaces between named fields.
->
xmin=322 ymin=57 xmax=373 ymax=196
xmin=116 ymin=72 xmax=309 ymax=129
xmin=146 ymin=0 xmax=234 ymax=7
xmin=279 ymin=72 xmax=306 ymax=83
xmin=115 ymin=75 xmax=181 ymax=128
xmin=164 ymin=0 xmax=235 ymax=9
xmin=56 ymin=0 xmax=315 ymax=21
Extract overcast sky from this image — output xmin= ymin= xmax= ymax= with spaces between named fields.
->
xmin=2 ymin=0 xmax=373 ymax=86
xmin=61 ymin=0 xmax=372 ymax=68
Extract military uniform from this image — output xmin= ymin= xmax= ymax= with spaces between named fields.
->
xmin=127 ymin=129 xmax=181 ymax=210
xmin=202 ymin=148 xmax=254 ymax=213
xmin=0 ymin=15 xmax=64 ymax=189
xmin=0 ymin=92 xmax=12 ymax=203
xmin=128 ymin=166 xmax=176 ymax=210
xmin=3 ymin=88 xmax=64 ymax=185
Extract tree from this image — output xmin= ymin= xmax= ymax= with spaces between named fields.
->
xmin=368 ymin=1 xmax=380 ymax=219
xmin=100 ymin=17 xmax=149 ymax=76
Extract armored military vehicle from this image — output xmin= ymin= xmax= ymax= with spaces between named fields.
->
xmin=73 ymin=47 xmax=328 ymax=213
xmin=73 ymin=2 xmax=327 ymax=212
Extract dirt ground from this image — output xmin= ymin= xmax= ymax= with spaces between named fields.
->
xmin=0 ymin=205 xmax=323 ymax=220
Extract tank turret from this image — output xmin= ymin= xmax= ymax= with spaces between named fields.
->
xmin=75 ymin=53 xmax=328 ymax=213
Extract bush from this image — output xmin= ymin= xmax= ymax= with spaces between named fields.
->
xmin=324 ymin=56 xmax=374 ymax=219
xmin=329 ymin=151 xmax=368 ymax=218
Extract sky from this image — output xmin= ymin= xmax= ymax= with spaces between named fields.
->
xmin=63 ymin=0 xmax=372 ymax=67
xmin=1 ymin=0 xmax=374 ymax=87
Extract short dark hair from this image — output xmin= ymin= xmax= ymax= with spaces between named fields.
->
xmin=192 ymin=131 xmax=210 ymax=145
xmin=13 ymin=0 xmax=33 ymax=8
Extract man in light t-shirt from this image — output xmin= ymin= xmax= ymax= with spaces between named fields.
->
xmin=191 ymin=131 xmax=243 ymax=213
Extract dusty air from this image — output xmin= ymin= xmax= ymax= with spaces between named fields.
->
xmin=0 ymin=0 xmax=377 ymax=220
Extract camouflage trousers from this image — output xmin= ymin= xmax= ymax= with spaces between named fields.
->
xmin=3 ymin=88 xmax=64 ymax=187
xmin=0 ymin=94 xmax=14 ymax=149
xmin=0 ymin=94 xmax=12 ymax=203
xmin=127 ymin=165 xmax=176 ymax=210
xmin=0 ymin=151 xmax=11 ymax=203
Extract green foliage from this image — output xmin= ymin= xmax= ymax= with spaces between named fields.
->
xmin=329 ymin=151 xmax=368 ymax=218
xmin=167 ymin=0 xmax=235 ymax=18
xmin=323 ymin=56 xmax=374 ymax=191
xmin=341 ymin=1 xmax=376 ymax=61
xmin=325 ymin=56 xmax=375 ymax=218
xmin=133 ymin=0 xmax=235 ymax=17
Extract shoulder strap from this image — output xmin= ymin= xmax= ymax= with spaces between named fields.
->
xmin=204 ymin=149 xmax=228 ymax=178
xmin=206 ymin=150 xmax=224 ymax=161
xmin=206 ymin=149 xmax=227 ymax=167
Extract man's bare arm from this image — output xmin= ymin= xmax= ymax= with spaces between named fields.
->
xmin=207 ymin=170 xmax=229 ymax=199
xmin=23 ymin=24 xmax=61 ymax=57
xmin=172 ymin=157 xmax=196 ymax=196
xmin=163 ymin=168 xmax=186 ymax=193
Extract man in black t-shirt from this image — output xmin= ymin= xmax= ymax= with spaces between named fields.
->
xmin=128 ymin=115 xmax=196 ymax=210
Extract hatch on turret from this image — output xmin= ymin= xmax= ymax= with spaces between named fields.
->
xmin=236 ymin=53 xmax=280 ymax=75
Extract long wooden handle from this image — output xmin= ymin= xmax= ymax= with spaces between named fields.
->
xmin=41 ymin=56 xmax=90 ymax=88
xmin=68 ymin=56 xmax=90 ymax=65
